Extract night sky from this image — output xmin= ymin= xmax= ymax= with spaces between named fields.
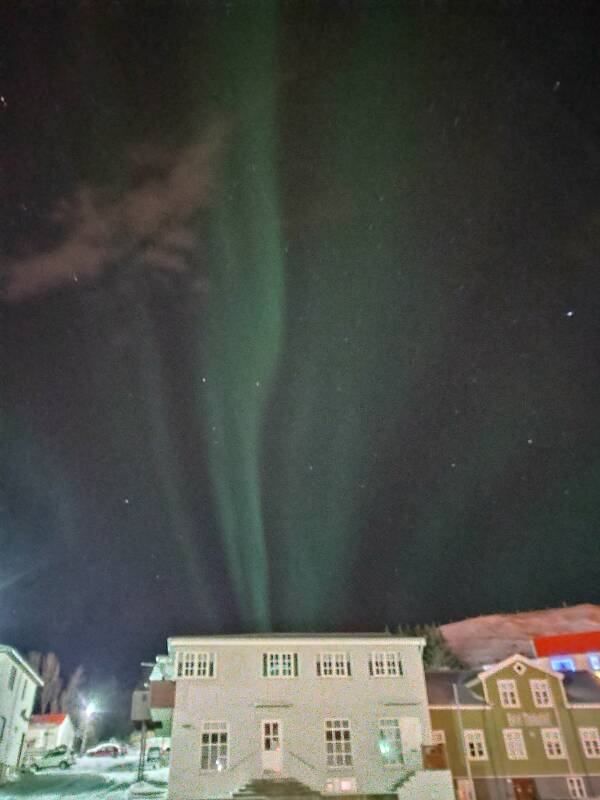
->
xmin=2 ymin=1 xmax=600 ymax=690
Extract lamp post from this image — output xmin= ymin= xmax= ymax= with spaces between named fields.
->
xmin=80 ymin=702 xmax=96 ymax=755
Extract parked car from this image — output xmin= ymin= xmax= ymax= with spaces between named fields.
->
xmin=30 ymin=745 xmax=75 ymax=771
xmin=86 ymin=742 xmax=120 ymax=758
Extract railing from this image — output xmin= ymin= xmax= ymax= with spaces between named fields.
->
xmin=287 ymin=750 xmax=319 ymax=773
xmin=228 ymin=748 xmax=260 ymax=772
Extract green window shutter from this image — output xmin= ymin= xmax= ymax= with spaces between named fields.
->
xmin=347 ymin=657 xmax=352 ymax=676
xmin=293 ymin=653 xmax=299 ymax=676
xmin=263 ymin=653 xmax=268 ymax=677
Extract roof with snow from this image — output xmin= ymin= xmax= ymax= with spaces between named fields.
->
xmin=426 ymin=670 xmax=487 ymax=706
xmin=30 ymin=713 xmax=68 ymax=726
xmin=562 ymin=671 xmax=600 ymax=705
xmin=0 ymin=645 xmax=44 ymax=685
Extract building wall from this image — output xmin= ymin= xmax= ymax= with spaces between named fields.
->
xmin=430 ymin=657 xmax=600 ymax=799
xmin=169 ymin=639 xmax=429 ymax=800
xmin=27 ymin=717 xmax=75 ymax=753
xmin=0 ymin=652 xmax=40 ymax=781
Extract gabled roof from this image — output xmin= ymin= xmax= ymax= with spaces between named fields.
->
xmin=562 ymin=671 xmax=600 ymax=705
xmin=472 ymin=653 xmax=561 ymax=683
xmin=0 ymin=645 xmax=44 ymax=686
xmin=168 ymin=633 xmax=426 ymax=650
xmin=30 ymin=713 xmax=68 ymax=726
xmin=534 ymin=630 xmax=600 ymax=657
xmin=426 ymin=670 xmax=488 ymax=707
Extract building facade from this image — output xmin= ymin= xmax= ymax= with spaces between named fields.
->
xmin=533 ymin=632 xmax=600 ymax=679
xmin=26 ymin=713 xmax=75 ymax=756
xmin=167 ymin=634 xmax=439 ymax=800
xmin=428 ymin=654 xmax=600 ymax=800
xmin=0 ymin=645 xmax=43 ymax=783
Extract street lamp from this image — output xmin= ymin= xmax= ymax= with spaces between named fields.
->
xmin=80 ymin=702 xmax=96 ymax=755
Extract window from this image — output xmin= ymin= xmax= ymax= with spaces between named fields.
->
xmin=550 ymin=656 xmax=575 ymax=672
xmin=200 ymin=722 xmax=228 ymax=770
xmin=541 ymin=728 xmax=565 ymax=759
xmin=530 ymin=679 xmax=553 ymax=708
xmin=325 ymin=719 xmax=353 ymax=767
xmin=464 ymin=729 xmax=488 ymax=761
xmin=317 ymin=652 xmax=351 ymax=677
xmin=456 ymin=779 xmax=476 ymax=800
xmin=368 ymin=652 xmax=403 ymax=677
xmin=431 ymin=730 xmax=446 ymax=746
xmin=176 ymin=651 xmax=216 ymax=678
xmin=588 ymin=654 xmax=600 ymax=676
xmin=378 ymin=719 xmax=403 ymax=765
xmin=0 ymin=715 xmax=5 ymax=741
xmin=325 ymin=778 xmax=357 ymax=793
xmin=503 ymin=728 xmax=527 ymax=760
xmin=579 ymin=728 xmax=600 ymax=758
xmin=8 ymin=666 xmax=16 ymax=691
xmin=262 ymin=652 xmax=298 ymax=678
xmin=21 ymin=679 xmax=27 ymax=701
xmin=567 ymin=777 xmax=587 ymax=799
xmin=498 ymin=679 xmax=520 ymax=708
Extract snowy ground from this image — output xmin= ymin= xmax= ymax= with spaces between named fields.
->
xmin=2 ymin=754 xmax=169 ymax=799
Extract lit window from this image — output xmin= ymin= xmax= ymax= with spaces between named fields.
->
xmin=530 ymin=679 xmax=553 ymax=708
xmin=588 ymin=654 xmax=600 ymax=674
xmin=325 ymin=719 xmax=353 ymax=767
xmin=378 ymin=719 xmax=403 ymax=765
xmin=8 ymin=667 xmax=16 ymax=691
xmin=567 ymin=777 xmax=587 ymax=799
xmin=262 ymin=652 xmax=298 ymax=678
xmin=432 ymin=730 xmax=446 ymax=746
xmin=550 ymin=657 xmax=576 ymax=672
xmin=498 ymin=679 xmax=520 ymax=708
xmin=368 ymin=652 xmax=403 ymax=677
xmin=464 ymin=730 xmax=488 ymax=761
xmin=456 ymin=779 xmax=476 ymax=800
xmin=317 ymin=653 xmax=351 ymax=677
xmin=176 ymin=651 xmax=216 ymax=678
xmin=325 ymin=778 xmax=357 ymax=793
xmin=503 ymin=728 xmax=527 ymax=760
xmin=579 ymin=728 xmax=600 ymax=759
xmin=200 ymin=722 xmax=228 ymax=771
xmin=542 ymin=728 xmax=565 ymax=759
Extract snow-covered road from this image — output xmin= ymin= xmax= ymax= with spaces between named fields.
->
xmin=1 ymin=756 xmax=169 ymax=799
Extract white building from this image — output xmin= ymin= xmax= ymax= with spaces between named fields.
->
xmin=166 ymin=633 xmax=452 ymax=800
xmin=26 ymin=713 xmax=75 ymax=755
xmin=0 ymin=645 xmax=43 ymax=783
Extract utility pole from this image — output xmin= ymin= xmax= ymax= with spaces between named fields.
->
xmin=137 ymin=721 xmax=147 ymax=783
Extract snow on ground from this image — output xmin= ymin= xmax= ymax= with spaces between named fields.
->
xmin=1 ymin=756 xmax=169 ymax=799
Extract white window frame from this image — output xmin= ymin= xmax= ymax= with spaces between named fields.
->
xmin=324 ymin=778 xmax=357 ymax=793
xmin=464 ymin=729 xmax=488 ymax=761
xmin=502 ymin=728 xmax=527 ymax=760
xmin=324 ymin=719 xmax=353 ymax=767
xmin=530 ymin=679 xmax=553 ymax=708
xmin=176 ymin=651 xmax=216 ymax=679
xmin=498 ymin=679 xmax=520 ymax=708
xmin=579 ymin=727 xmax=600 ymax=759
xmin=567 ymin=776 xmax=587 ymax=799
xmin=431 ymin=730 xmax=446 ymax=746
xmin=200 ymin=721 xmax=228 ymax=771
xmin=541 ymin=728 xmax=566 ymax=759
xmin=317 ymin=652 xmax=351 ymax=677
xmin=378 ymin=718 xmax=403 ymax=766
xmin=369 ymin=651 xmax=403 ymax=677
xmin=263 ymin=652 xmax=298 ymax=678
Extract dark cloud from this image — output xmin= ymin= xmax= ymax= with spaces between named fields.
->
xmin=2 ymin=123 xmax=225 ymax=301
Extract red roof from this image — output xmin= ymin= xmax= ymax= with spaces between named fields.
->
xmin=534 ymin=630 xmax=600 ymax=657
xmin=30 ymin=713 xmax=67 ymax=726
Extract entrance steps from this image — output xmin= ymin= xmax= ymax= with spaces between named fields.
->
xmin=233 ymin=778 xmax=321 ymax=800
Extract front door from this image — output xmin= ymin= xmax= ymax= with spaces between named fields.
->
xmin=262 ymin=720 xmax=282 ymax=774
xmin=513 ymin=778 xmax=538 ymax=800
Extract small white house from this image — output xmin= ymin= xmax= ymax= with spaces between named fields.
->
xmin=166 ymin=633 xmax=452 ymax=800
xmin=26 ymin=713 xmax=75 ymax=755
xmin=0 ymin=645 xmax=43 ymax=783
